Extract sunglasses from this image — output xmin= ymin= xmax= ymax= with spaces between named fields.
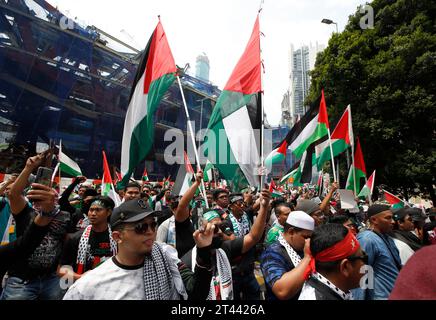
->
xmin=348 ymin=252 xmax=369 ymax=265
xmin=124 ymin=220 xmax=157 ymax=235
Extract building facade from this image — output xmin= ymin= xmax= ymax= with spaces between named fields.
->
xmin=0 ymin=0 xmax=219 ymax=181
xmin=281 ymin=42 xmax=325 ymax=126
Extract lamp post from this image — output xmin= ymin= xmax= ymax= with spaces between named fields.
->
xmin=321 ymin=18 xmax=338 ymax=33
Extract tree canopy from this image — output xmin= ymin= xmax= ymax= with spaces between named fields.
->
xmin=306 ymin=0 xmax=436 ymax=202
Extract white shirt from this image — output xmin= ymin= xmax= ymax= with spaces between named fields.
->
xmin=392 ymin=238 xmax=415 ymax=266
xmin=63 ymin=257 xmax=145 ymax=300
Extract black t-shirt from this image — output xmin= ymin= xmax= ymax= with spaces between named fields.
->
xmin=61 ymin=228 xmax=113 ymax=272
xmin=8 ymin=205 xmax=75 ymax=280
xmin=175 ymin=218 xmax=196 ymax=258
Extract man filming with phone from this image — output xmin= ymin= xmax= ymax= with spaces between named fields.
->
xmin=1 ymin=152 xmax=76 ymax=300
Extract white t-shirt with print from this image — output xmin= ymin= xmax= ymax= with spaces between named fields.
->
xmin=63 ymin=257 xmax=145 ymax=300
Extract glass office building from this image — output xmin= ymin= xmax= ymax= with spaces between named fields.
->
xmin=0 ymin=0 xmax=220 ymax=180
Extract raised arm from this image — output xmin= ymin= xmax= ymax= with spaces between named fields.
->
xmin=174 ymin=171 xmax=203 ymax=223
xmin=9 ymin=154 xmax=47 ymax=215
xmin=241 ymin=189 xmax=271 ymax=254
xmin=320 ymin=181 xmax=338 ymax=214
xmin=59 ymin=176 xmax=86 ymax=213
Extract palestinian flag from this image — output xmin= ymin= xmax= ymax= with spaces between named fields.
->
xmin=278 ymin=90 xmax=330 ymax=159
xmin=120 ymin=20 xmax=177 ymax=186
xmin=265 ymin=140 xmax=287 ymax=172
xmin=163 ymin=176 xmax=171 ymax=189
xmin=358 ymin=170 xmax=376 ymax=199
xmin=172 ymin=152 xmax=195 ymax=196
xmin=383 ymin=190 xmax=405 ymax=209
xmin=142 ymin=167 xmax=149 ymax=182
xmin=269 ymin=179 xmax=283 ymax=198
xmin=346 ymin=138 xmax=367 ymax=195
xmin=59 ymin=143 xmax=82 ymax=177
xmin=203 ymin=160 xmax=214 ymax=183
xmin=204 ymin=15 xmax=262 ymax=191
xmin=315 ymin=105 xmax=353 ymax=170
xmin=102 ymin=151 xmax=121 ymax=206
xmin=0 ymin=173 xmax=5 ymax=183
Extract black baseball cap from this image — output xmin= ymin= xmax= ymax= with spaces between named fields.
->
xmin=110 ymin=199 xmax=156 ymax=227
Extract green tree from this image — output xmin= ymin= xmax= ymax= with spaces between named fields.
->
xmin=307 ymin=0 xmax=436 ymax=203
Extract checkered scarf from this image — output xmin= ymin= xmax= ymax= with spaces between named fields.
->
xmin=191 ymin=246 xmax=233 ymax=300
xmin=278 ymin=234 xmax=302 ymax=267
xmin=143 ymin=242 xmax=180 ymax=300
xmin=76 ymin=225 xmax=117 ymax=274
xmin=228 ymin=212 xmax=251 ymax=237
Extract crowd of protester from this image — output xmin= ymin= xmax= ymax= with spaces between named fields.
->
xmin=0 ymin=152 xmax=435 ymax=300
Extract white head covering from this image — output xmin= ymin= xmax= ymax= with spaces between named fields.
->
xmin=286 ymin=211 xmax=315 ymax=231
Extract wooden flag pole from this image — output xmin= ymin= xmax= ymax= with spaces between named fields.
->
xmin=176 ymin=75 xmax=209 ymax=208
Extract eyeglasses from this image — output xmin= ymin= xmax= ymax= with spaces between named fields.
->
xmin=123 ymin=220 xmax=157 ymax=235
xmin=348 ymin=252 xmax=369 ymax=265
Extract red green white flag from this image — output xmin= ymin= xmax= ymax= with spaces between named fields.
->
xmin=315 ymin=105 xmax=353 ymax=170
xmin=346 ymin=137 xmax=367 ymax=195
xmin=383 ymin=190 xmax=405 ymax=209
xmin=204 ymin=15 xmax=262 ymax=191
xmin=142 ymin=167 xmax=149 ymax=182
xmin=121 ymin=20 xmax=176 ymax=187
xmin=358 ymin=170 xmax=376 ymax=199
xmin=102 ymin=150 xmax=121 ymax=206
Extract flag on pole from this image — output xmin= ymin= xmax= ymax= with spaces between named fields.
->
xmin=265 ymin=140 xmax=287 ymax=172
xmin=358 ymin=170 xmax=376 ymax=198
xmin=173 ymin=152 xmax=195 ymax=196
xmin=59 ymin=143 xmax=82 ymax=177
xmin=204 ymin=15 xmax=262 ymax=191
xmin=203 ymin=160 xmax=214 ymax=183
xmin=269 ymin=179 xmax=283 ymax=198
xmin=102 ymin=151 xmax=121 ymax=207
xmin=315 ymin=105 xmax=354 ymax=170
xmin=346 ymin=138 xmax=367 ymax=194
xmin=120 ymin=20 xmax=177 ymax=187
xmin=278 ymin=91 xmax=330 ymax=159
xmin=383 ymin=190 xmax=406 ymax=209
xmin=142 ymin=167 xmax=149 ymax=182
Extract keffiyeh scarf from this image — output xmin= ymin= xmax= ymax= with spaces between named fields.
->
xmin=143 ymin=242 xmax=185 ymax=300
xmin=76 ymin=225 xmax=117 ymax=274
xmin=228 ymin=212 xmax=251 ymax=237
xmin=191 ymin=246 xmax=233 ymax=300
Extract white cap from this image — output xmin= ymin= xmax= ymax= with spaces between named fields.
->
xmin=286 ymin=211 xmax=315 ymax=231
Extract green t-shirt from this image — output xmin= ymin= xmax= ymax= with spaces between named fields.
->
xmin=265 ymin=223 xmax=284 ymax=246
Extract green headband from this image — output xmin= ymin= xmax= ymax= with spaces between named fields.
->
xmin=203 ymin=210 xmax=220 ymax=222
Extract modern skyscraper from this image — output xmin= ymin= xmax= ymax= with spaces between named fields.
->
xmin=195 ymin=53 xmax=210 ymax=82
xmin=281 ymin=42 xmax=325 ymax=126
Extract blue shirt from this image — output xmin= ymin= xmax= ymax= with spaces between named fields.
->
xmin=352 ymin=230 xmax=401 ymax=300
xmin=260 ymin=241 xmax=301 ymax=300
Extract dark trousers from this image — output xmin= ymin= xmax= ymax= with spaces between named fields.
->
xmin=232 ymin=271 xmax=260 ymax=300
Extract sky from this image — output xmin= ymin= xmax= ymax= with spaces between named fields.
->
xmin=46 ymin=0 xmax=365 ymax=125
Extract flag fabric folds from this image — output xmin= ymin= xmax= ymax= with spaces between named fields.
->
xmin=59 ymin=144 xmax=82 ymax=177
xmin=102 ymin=151 xmax=121 ymax=207
xmin=204 ymin=15 xmax=262 ymax=191
xmin=121 ymin=20 xmax=177 ymax=186
xmin=358 ymin=170 xmax=376 ymax=198
xmin=346 ymin=137 xmax=367 ymax=194
xmin=315 ymin=105 xmax=353 ymax=170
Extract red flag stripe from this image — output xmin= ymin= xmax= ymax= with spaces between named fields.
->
xmin=223 ymin=15 xmax=261 ymax=94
